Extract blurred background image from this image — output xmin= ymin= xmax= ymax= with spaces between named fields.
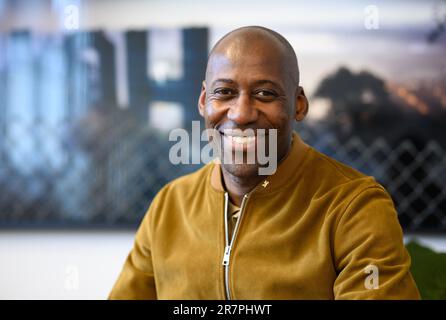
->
xmin=0 ymin=0 xmax=445 ymax=299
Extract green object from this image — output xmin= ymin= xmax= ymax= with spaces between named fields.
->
xmin=406 ymin=241 xmax=446 ymax=300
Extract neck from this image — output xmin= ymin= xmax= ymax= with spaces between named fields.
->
xmin=221 ymin=168 xmax=265 ymax=207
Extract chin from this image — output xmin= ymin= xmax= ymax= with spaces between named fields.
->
xmin=221 ymin=163 xmax=261 ymax=178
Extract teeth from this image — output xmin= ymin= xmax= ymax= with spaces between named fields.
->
xmin=230 ymin=136 xmax=256 ymax=144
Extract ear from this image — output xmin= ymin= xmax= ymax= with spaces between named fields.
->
xmin=198 ymin=81 xmax=206 ymax=117
xmin=295 ymin=86 xmax=309 ymax=121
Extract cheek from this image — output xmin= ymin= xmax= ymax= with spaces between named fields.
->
xmin=265 ymin=104 xmax=293 ymax=129
xmin=203 ymin=101 xmax=227 ymax=127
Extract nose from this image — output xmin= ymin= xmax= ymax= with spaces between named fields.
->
xmin=227 ymin=92 xmax=258 ymax=125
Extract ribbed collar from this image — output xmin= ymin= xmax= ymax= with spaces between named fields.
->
xmin=209 ymin=131 xmax=310 ymax=196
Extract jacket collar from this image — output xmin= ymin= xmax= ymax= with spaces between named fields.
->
xmin=210 ymin=131 xmax=310 ymax=196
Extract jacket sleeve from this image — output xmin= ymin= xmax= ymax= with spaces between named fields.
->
xmin=108 ymin=203 xmax=157 ymax=300
xmin=332 ymin=186 xmax=420 ymax=299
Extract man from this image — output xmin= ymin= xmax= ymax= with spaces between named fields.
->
xmin=109 ymin=26 xmax=420 ymax=299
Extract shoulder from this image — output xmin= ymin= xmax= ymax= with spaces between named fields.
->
xmin=307 ymin=146 xmax=370 ymax=181
xmin=299 ymin=146 xmax=394 ymax=221
xmin=141 ymin=163 xmax=214 ymax=229
xmin=304 ymin=147 xmax=400 ymax=228
xmin=304 ymin=146 xmax=385 ymax=194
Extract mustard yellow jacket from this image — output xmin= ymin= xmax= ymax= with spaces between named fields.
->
xmin=109 ymin=132 xmax=420 ymax=299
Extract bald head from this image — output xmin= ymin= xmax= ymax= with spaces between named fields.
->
xmin=207 ymin=26 xmax=300 ymax=85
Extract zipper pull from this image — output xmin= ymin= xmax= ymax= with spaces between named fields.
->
xmin=222 ymin=245 xmax=231 ymax=266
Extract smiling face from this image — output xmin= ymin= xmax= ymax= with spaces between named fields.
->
xmin=198 ymin=27 xmax=308 ymax=179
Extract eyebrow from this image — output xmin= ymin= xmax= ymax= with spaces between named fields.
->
xmin=212 ymin=78 xmax=284 ymax=91
xmin=212 ymin=78 xmax=235 ymax=86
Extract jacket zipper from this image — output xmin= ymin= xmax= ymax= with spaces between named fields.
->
xmin=222 ymin=192 xmax=249 ymax=300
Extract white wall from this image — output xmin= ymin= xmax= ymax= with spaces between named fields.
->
xmin=0 ymin=230 xmax=134 ymax=299
xmin=0 ymin=231 xmax=445 ymax=299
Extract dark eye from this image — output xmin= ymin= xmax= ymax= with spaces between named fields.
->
xmin=214 ymin=88 xmax=235 ymax=96
xmin=255 ymin=90 xmax=277 ymax=98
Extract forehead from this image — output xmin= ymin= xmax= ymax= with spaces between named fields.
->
xmin=206 ymin=39 xmax=292 ymax=86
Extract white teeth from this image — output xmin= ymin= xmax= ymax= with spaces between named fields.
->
xmin=231 ymin=136 xmax=255 ymax=144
